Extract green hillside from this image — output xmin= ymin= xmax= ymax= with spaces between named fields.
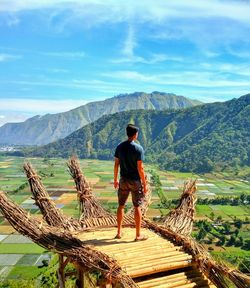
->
xmin=0 ymin=92 xmax=200 ymax=146
xmin=26 ymin=94 xmax=250 ymax=173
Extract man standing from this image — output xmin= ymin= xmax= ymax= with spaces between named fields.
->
xmin=114 ymin=124 xmax=148 ymax=241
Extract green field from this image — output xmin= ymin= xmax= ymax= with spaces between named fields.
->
xmin=0 ymin=244 xmax=47 ymax=254
xmin=0 ymin=155 xmax=249 ymax=281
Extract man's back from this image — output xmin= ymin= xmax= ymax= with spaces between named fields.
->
xmin=115 ymin=140 xmax=144 ymax=180
xmin=114 ymin=124 xmax=148 ymax=241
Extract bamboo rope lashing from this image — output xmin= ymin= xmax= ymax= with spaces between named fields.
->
xmin=162 ymin=179 xmax=196 ymax=236
xmin=67 ymin=156 xmax=115 ymax=224
xmin=23 ymin=162 xmax=81 ymax=231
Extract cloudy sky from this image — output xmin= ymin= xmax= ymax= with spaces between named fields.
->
xmin=0 ymin=0 xmax=250 ymax=126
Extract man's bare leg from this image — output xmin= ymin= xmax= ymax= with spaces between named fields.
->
xmin=116 ymin=205 xmax=124 ymax=238
xmin=134 ymin=206 xmax=142 ymax=239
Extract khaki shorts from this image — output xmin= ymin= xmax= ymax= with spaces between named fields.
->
xmin=118 ymin=177 xmax=144 ymax=207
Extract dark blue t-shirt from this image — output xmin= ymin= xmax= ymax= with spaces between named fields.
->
xmin=114 ymin=140 xmax=144 ymax=180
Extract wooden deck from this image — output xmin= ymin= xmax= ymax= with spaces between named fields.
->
xmin=78 ymin=227 xmax=216 ymax=287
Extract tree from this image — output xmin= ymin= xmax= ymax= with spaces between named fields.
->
xmin=210 ymin=212 xmax=215 ymax=221
xmin=235 ymin=236 xmax=243 ymax=247
xmin=234 ymin=229 xmax=239 ymax=237
xmin=238 ymin=258 xmax=250 ymax=273
xmin=240 ymin=193 xmax=247 ymax=204
xmin=223 ymin=222 xmax=231 ymax=234
xmin=234 ymin=219 xmax=243 ymax=229
xmin=196 ymin=229 xmax=207 ymax=241
xmin=216 ymin=215 xmax=222 ymax=223
xmin=227 ymin=235 xmax=236 ymax=246
xmin=217 ymin=235 xmax=226 ymax=246
xmin=203 ymin=221 xmax=212 ymax=233
xmin=242 ymin=239 xmax=250 ymax=251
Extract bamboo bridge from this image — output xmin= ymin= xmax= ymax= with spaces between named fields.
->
xmin=0 ymin=156 xmax=249 ymax=288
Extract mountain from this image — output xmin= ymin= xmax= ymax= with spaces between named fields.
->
xmin=26 ymin=94 xmax=250 ymax=173
xmin=0 ymin=92 xmax=201 ymax=146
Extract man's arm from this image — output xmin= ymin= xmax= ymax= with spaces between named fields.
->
xmin=137 ymin=160 xmax=147 ymax=194
xmin=114 ymin=157 xmax=120 ymax=189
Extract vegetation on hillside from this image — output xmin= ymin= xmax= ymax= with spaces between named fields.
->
xmin=0 ymin=92 xmax=200 ymax=146
xmin=26 ymin=94 xmax=250 ymax=173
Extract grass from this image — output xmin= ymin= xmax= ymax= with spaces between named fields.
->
xmin=209 ymin=205 xmax=249 ymax=219
xmin=0 ymin=254 xmax=23 ymax=266
xmin=196 ymin=205 xmax=213 ymax=217
xmin=7 ymin=266 xmax=46 ymax=279
xmin=16 ymin=254 xmax=40 ymax=266
xmin=0 ymin=244 xmax=47 ymax=254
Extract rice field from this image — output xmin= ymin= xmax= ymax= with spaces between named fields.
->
xmin=0 ymin=155 xmax=249 ymax=280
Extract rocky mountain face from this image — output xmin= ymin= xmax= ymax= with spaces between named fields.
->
xmin=0 ymin=92 xmax=201 ymax=145
xmin=27 ymin=94 xmax=250 ymax=173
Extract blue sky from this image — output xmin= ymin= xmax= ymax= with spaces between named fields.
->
xmin=0 ymin=0 xmax=250 ymax=126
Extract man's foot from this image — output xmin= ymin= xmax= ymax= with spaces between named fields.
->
xmin=114 ymin=234 xmax=122 ymax=239
xmin=134 ymin=235 xmax=148 ymax=242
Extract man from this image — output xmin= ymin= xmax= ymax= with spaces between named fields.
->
xmin=114 ymin=124 xmax=148 ymax=241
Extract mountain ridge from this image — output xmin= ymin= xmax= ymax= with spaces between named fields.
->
xmin=25 ymin=93 xmax=250 ymax=173
xmin=0 ymin=91 xmax=201 ymax=145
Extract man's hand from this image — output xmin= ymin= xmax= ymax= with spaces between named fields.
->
xmin=137 ymin=160 xmax=147 ymax=194
xmin=114 ymin=157 xmax=120 ymax=190
xmin=114 ymin=180 xmax=119 ymax=189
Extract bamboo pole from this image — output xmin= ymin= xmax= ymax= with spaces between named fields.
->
xmin=128 ymin=262 xmax=192 ymax=278
xmin=120 ymin=252 xmax=191 ymax=266
xmin=138 ymin=277 xmax=208 ymax=288
xmin=110 ymin=246 xmax=181 ymax=256
xmin=98 ymin=240 xmax=175 ymax=252
xmin=76 ymin=266 xmax=84 ymax=288
xmin=144 ymin=219 xmax=250 ymax=288
xmin=99 ymin=243 xmax=177 ymax=255
xmin=57 ymin=254 xmax=65 ymax=288
xmin=121 ymin=258 xmax=191 ymax=269
xmin=112 ymin=248 xmax=183 ymax=261
xmin=137 ymin=271 xmax=202 ymax=286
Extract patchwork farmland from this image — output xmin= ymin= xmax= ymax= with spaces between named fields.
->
xmin=0 ymin=156 xmax=249 ymax=281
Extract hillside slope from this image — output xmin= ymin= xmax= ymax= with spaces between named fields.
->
xmin=0 ymin=92 xmax=201 ymax=145
xmin=27 ymin=94 xmax=250 ymax=172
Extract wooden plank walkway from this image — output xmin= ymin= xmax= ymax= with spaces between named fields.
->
xmin=78 ymin=227 xmax=216 ymax=287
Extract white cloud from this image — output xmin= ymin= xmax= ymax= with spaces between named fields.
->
xmin=3 ymin=77 xmax=130 ymax=94
xmin=1 ymin=1 xmax=250 ymax=24
xmin=111 ymin=24 xmax=183 ymax=64
xmin=0 ymin=98 xmax=88 ymax=115
xmin=227 ymin=48 xmax=250 ymax=59
xmin=104 ymin=71 xmax=153 ymax=82
xmin=104 ymin=70 xmax=250 ymax=88
xmin=42 ymin=51 xmax=86 ymax=58
xmin=0 ymin=115 xmax=5 ymax=119
xmin=122 ymin=25 xmax=136 ymax=58
xmin=1 ymin=1 xmax=250 ymax=59
xmin=199 ymin=62 xmax=250 ymax=77
xmin=0 ymin=53 xmax=22 ymax=62
xmin=111 ymin=53 xmax=182 ymax=64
